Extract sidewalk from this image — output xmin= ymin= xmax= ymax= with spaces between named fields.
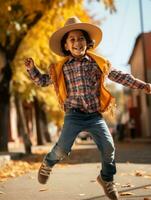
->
xmin=0 ymin=162 xmax=151 ymax=199
xmin=0 ymin=140 xmax=151 ymax=199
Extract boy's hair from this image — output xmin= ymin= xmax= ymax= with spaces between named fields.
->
xmin=61 ymin=29 xmax=94 ymax=56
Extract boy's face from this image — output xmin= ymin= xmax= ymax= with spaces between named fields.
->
xmin=65 ymin=30 xmax=87 ymax=58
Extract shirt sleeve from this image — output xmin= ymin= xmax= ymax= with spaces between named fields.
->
xmin=108 ymin=67 xmax=148 ymax=90
xmin=27 ymin=66 xmax=52 ymax=87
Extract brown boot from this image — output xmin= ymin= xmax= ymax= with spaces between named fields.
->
xmin=38 ymin=162 xmax=52 ymax=184
xmin=97 ymin=175 xmax=119 ymax=200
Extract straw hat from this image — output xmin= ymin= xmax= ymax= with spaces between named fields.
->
xmin=49 ymin=16 xmax=102 ymax=56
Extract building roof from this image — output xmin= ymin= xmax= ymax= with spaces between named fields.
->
xmin=128 ymin=32 xmax=151 ymax=69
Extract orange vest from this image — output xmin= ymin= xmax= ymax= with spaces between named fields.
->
xmin=49 ymin=51 xmax=115 ymax=113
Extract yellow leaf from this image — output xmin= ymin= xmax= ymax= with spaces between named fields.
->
xmin=39 ymin=188 xmax=48 ymax=192
xmin=0 ymin=191 xmax=5 ymax=194
xmin=121 ymin=183 xmax=134 ymax=188
xmin=120 ymin=192 xmax=135 ymax=196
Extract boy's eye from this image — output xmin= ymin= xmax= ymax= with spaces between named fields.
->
xmin=80 ymin=36 xmax=85 ymax=41
xmin=69 ymin=37 xmax=85 ymax=42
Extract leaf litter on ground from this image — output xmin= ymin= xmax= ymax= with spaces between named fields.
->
xmin=0 ymin=160 xmax=40 ymax=182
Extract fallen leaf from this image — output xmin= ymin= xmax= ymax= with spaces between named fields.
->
xmin=144 ymin=198 xmax=151 ymax=200
xmin=0 ymin=191 xmax=5 ymax=194
xmin=144 ymin=186 xmax=151 ymax=189
xmin=120 ymin=192 xmax=135 ymax=196
xmin=135 ymin=170 xmax=146 ymax=176
xmin=39 ymin=188 xmax=48 ymax=192
xmin=121 ymin=183 xmax=134 ymax=188
xmin=115 ymin=182 xmax=120 ymax=186
xmin=90 ymin=179 xmax=96 ymax=183
xmin=79 ymin=193 xmax=85 ymax=196
xmin=144 ymin=175 xmax=151 ymax=179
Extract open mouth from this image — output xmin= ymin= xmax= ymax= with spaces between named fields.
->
xmin=73 ymin=47 xmax=83 ymax=51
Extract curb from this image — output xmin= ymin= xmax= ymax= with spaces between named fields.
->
xmin=0 ymin=152 xmax=25 ymax=168
xmin=0 ymin=155 xmax=10 ymax=168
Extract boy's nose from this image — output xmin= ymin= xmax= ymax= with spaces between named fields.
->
xmin=74 ymin=40 xmax=81 ymax=44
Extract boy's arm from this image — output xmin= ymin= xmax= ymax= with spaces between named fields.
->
xmin=27 ymin=67 xmax=52 ymax=87
xmin=25 ymin=58 xmax=52 ymax=87
xmin=108 ymin=67 xmax=151 ymax=94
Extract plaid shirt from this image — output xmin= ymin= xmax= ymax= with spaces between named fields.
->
xmin=27 ymin=55 xmax=148 ymax=112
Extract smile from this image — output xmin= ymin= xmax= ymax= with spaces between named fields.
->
xmin=73 ymin=47 xmax=83 ymax=51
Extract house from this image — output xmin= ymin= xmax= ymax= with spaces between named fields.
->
xmin=128 ymin=32 xmax=151 ymax=138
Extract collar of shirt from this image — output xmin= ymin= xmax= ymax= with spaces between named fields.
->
xmin=66 ymin=54 xmax=92 ymax=64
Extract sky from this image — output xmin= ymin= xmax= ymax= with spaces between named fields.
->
xmin=84 ymin=0 xmax=151 ymax=72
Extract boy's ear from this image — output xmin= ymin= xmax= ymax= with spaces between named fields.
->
xmin=65 ymin=43 xmax=68 ymax=51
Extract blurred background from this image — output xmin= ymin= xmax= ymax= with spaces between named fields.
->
xmin=0 ymin=0 xmax=151 ymax=154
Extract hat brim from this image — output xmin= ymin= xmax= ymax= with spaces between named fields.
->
xmin=49 ymin=22 xmax=102 ymax=56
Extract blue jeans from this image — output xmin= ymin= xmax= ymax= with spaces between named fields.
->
xmin=45 ymin=109 xmax=116 ymax=181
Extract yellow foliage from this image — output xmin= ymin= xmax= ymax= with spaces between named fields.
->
xmin=0 ymin=0 xmax=48 ymax=47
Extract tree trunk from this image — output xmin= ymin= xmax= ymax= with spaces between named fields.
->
xmin=34 ymin=98 xmax=43 ymax=145
xmin=0 ymin=103 xmax=9 ymax=151
xmin=15 ymin=94 xmax=32 ymax=154
xmin=0 ymin=49 xmax=11 ymax=151
xmin=40 ymin=108 xmax=51 ymax=143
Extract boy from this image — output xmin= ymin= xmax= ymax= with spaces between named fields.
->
xmin=25 ymin=17 xmax=151 ymax=200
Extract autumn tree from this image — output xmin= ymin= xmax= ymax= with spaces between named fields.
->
xmin=0 ymin=0 xmax=53 ymax=152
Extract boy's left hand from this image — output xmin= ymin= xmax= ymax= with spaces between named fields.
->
xmin=144 ymin=83 xmax=151 ymax=94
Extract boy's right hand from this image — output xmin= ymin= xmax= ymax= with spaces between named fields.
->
xmin=24 ymin=58 xmax=34 ymax=70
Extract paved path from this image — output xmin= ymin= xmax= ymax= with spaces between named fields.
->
xmin=0 ymin=141 xmax=151 ymax=200
xmin=0 ymin=163 xmax=151 ymax=200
